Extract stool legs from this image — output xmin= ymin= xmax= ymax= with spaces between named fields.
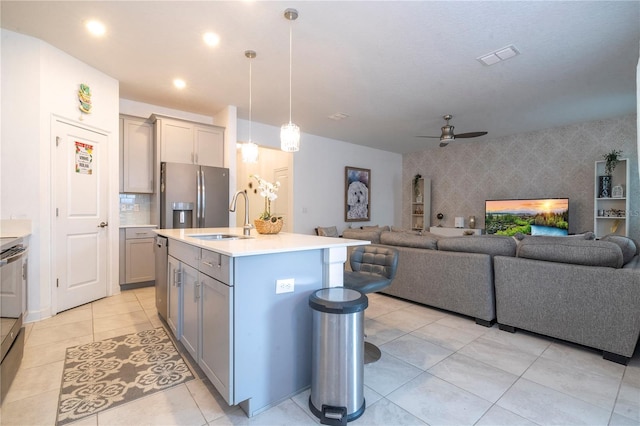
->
xmin=364 ymin=341 xmax=382 ymax=364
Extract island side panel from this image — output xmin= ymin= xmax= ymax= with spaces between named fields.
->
xmin=233 ymin=249 xmax=324 ymax=417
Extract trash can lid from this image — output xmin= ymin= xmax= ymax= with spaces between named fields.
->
xmin=309 ymin=287 xmax=368 ymax=314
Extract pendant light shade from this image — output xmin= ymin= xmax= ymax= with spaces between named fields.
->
xmin=281 ymin=8 xmax=300 ymax=152
xmin=280 ymin=122 xmax=300 ymax=152
xmin=242 ymin=49 xmax=259 ymax=163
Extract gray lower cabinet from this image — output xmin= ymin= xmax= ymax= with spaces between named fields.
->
xmin=167 ymin=240 xmax=233 ymax=404
xmin=200 ymin=273 xmax=233 ymax=403
xmin=167 ymin=255 xmax=182 ymax=337
xmin=180 ymin=262 xmax=199 ymax=361
xmin=120 ymin=228 xmax=156 ymax=286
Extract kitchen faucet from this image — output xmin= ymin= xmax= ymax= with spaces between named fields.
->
xmin=229 ymin=190 xmax=252 ymax=236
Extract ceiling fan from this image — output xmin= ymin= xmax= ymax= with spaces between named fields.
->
xmin=418 ymin=114 xmax=488 ymax=147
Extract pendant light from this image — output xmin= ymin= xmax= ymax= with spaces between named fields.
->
xmin=280 ymin=8 xmax=300 ymax=152
xmin=242 ymin=50 xmax=259 ymax=163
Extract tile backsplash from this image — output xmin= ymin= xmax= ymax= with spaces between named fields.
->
xmin=119 ymin=193 xmax=153 ymax=225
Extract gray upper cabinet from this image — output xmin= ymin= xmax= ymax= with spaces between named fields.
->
xmin=153 ymin=114 xmax=224 ymax=167
xmin=120 ymin=115 xmax=154 ymax=193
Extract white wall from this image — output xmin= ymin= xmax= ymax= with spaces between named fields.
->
xmin=1 ymin=29 xmax=120 ymax=321
xmin=238 ymin=119 xmax=403 ymax=235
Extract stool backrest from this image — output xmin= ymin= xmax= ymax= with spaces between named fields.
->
xmin=349 ymin=245 xmax=399 ymax=280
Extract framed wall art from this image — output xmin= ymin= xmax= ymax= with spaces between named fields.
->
xmin=345 ymin=166 xmax=371 ymax=222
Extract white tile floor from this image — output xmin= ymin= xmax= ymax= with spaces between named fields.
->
xmin=1 ymin=287 xmax=638 ymax=425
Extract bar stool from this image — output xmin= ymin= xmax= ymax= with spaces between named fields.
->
xmin=343 ymin=245 xmax=399 ymax=364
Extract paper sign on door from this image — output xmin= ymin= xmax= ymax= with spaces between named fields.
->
xmin=75 ymin=141 xmax=93 ymax=175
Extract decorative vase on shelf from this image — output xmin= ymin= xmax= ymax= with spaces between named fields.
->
xmin=254 ymin=218 xmax=283 ymax=234
xmin=468 ymin=216 xmax=476 ymax=229
xmin=416 ymin=194 xmax=423 ymax=203
xmin=598 ymin=176 xmax=612 ymax=198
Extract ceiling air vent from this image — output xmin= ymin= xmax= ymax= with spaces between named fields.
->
xmin=477 ymin=45 xmax=520 ymax=66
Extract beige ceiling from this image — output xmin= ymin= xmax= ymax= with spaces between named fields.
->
xmin=2 ymin=1 xmax=638 ymax=154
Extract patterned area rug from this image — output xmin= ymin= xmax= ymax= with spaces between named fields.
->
xmin=56 ymin=327 xmax=194 ymax=425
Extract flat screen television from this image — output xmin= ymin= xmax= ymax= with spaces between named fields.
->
xmin=485 ymin=198 xmax=569 ymax=236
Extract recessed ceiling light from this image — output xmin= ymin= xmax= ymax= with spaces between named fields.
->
xmin=328 ymin=112 xmax=350 ymax=121
xmin=85 ymin=20 xmax=106 ymax=37
xmin=173 ymin=79 xmax=186 ymax=89
xmin=203 ymin=32 xmax=220 ymax=47
xmin=477 ymin=44 xmax=520 ymax=66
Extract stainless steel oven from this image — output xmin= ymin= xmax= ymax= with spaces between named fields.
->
xmin=0 ymin=238 xmax=27 ymax=403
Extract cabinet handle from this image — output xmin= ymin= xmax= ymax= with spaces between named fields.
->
xmin=174 ymin=270 xmax=182 ymax=287
xmin=195 ymin=281 xmax=201 ymax=300
xmin=201 ymin=260 xmax=214 ymax=268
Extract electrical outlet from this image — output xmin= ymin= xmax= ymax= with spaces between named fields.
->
xmin=276 ymin=278 xmax=294 ymax=294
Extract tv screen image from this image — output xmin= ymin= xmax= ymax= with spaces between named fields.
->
xmin=485 ymin=198 xmax=569 ymax=236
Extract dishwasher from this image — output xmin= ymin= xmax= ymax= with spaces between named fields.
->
xmin=154 ymin=235 xmax=168 ymax=320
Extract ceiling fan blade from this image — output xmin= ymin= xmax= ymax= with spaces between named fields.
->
xmin=454 ymin=131 xmax=488 ymax=138
xmin=416 ymin=135 xmax=440 ymax=138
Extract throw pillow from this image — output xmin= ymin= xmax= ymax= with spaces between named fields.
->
xmin=316 ymin=226 xmax=339 ymax=238
xmin=380 ymin=231 xmax=438 ymax=250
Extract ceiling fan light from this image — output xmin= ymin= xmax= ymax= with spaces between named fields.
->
xmin=280 ymin=122 xmax=300 ymax=152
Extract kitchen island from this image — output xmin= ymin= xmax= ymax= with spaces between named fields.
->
xmin=154 ymin=227 xmax=368 ymax=417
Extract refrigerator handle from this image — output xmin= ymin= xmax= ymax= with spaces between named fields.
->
xmin=196 ymin=169 xmax=202 ymax=227
xmin=201 ymin=168 xmax=206 ymax=227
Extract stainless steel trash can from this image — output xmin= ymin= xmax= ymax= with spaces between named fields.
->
xmin=309 ymin=287 xmax=368 ymax=426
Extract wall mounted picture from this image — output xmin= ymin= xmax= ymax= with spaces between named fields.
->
xmin=345 ymin=166 xmax=371 ymax=222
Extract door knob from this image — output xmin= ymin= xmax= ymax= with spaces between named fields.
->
xmin=98 ymin=221 xmax=108 ymax=228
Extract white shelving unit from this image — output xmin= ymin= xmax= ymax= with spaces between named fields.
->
xmin=411 ymin=178 xmax=431 ymax=231
xmin=594 ymin=158 xmax=629 ymax=238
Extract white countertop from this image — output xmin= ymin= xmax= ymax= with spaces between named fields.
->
xmin=119 ymin=224 xmax=158 ymax=229
xmin=155 ymin=227 xmax=368 ymax=257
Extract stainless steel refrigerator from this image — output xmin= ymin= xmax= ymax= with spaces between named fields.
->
xmin=160 ymin=162 xmax=230 ymax=229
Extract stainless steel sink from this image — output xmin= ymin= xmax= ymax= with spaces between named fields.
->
xmin=188 ymin=233 xmax=251 ymax=241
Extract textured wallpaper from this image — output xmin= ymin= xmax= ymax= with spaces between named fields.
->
xmin=403 ymin=115 xmax=638 ymax=240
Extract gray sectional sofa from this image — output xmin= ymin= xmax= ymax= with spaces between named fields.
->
xmin=341 ymin=226 xmax=640 ymax=364
xmin=494 ymin=235 xmax=640 ymax=364
xmin=342 ymin=227 xmax=517 ymax=326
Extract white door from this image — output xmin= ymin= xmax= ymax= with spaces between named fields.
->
xmin=54 ymin=120 xmax=108 ymax=312
xmin=272 ymin=167 xmax=290 ymax=232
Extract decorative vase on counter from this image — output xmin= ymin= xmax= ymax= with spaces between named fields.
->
xmin=254 ymin=218 xmax=284 ymax=234
xmin=598 ymin=176 xmax=612 ymax=198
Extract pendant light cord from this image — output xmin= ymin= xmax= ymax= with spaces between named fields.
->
xmin=288 ymin=23 xmax=292 ymax=123
xmin=249 ymin=56 xmax=253 ymax=141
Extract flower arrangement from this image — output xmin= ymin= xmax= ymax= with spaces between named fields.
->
xmin=251 ymin=174 xmax=281 ymax=221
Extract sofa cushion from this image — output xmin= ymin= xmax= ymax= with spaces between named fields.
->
xmin=390 ymin=226 xmax=421 ymax=235
xmin=516 ymin=237 xmax=623 ymax=268
xmin=514 ymin=231 xmax=595 ymax=241
xmin=342 ymin=228 xmax=384 ymax=244
xmin=316 ymin=226 xmax=339 ymax=237
xmin=438 ymin=235 xmax=517 ymax=257
xmin=380 ymin=231 xmax=438 ymax=250
xmin=601 ymin=235 xmax=637 ymax=265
